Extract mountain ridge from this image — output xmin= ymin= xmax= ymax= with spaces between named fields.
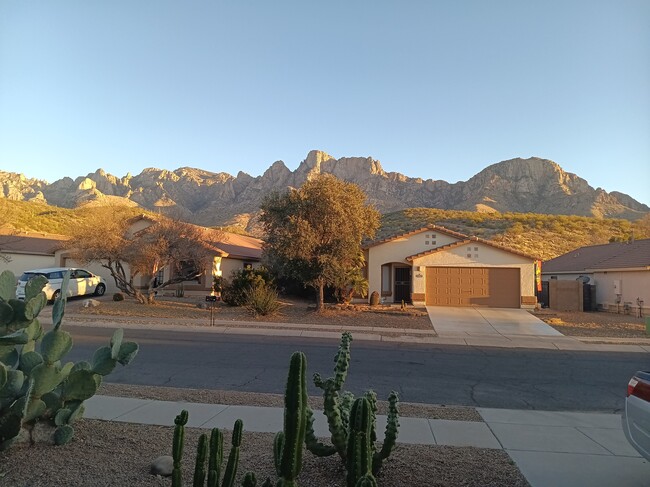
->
xmin=2 ymin=150 xmax=647 ymax=234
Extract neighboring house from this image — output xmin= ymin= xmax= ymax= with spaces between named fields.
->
xmin=156 ymin=228 xmax=263 ymax=296
xmin=55 ymin=216 xmax=263 ymax=296
xmin=0 ymin=230 xmax=67 ymax=277
xmin=543 ymin=239 xmax=650 ymax=314
xmin=363 ymin=226 xmax=538 ymax=308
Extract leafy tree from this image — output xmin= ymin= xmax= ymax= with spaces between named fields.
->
xmin=66 ymin=208 xmax=221 ymax=304
xmin=260 ymin=174 xmax=380 ymax=311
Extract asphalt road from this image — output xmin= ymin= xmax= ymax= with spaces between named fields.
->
xmin=65 ymin=325 xmax=649 ymax=413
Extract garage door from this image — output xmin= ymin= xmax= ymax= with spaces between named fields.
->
xmin=426 ymin=267 xmax=520 ymax=308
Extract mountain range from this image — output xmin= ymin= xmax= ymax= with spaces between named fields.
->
xmin=2 ymin=150 xmax=648 ymax=234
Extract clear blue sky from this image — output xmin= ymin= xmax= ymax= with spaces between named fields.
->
xmin=1 ymin=1 xmax=648 ymax=205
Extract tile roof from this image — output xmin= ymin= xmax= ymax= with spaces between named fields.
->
xmin=406 ymin=236 xmax=538 ymax=261
xmin=543 ymin=238 xmax=650 ymax=272
xmin=0 ymin=231 xmax=69 ymax=256
xmin=208 ymin=230 xmax=263 ymax=260
xmin=363 ymin=225 xmax=469 ymax=249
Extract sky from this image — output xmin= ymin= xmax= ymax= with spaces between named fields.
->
xmin=0 ymin=1 xmax=648 ymax=205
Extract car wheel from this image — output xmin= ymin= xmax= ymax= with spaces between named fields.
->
xmin=50 ymin=289 xmax=61 ymax=304
xmin=94 ymin=283 xmax=106 ymax=296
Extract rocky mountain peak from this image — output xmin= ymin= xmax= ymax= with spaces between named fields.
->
xmin=1 ymin=152 xmax=647 ymax=235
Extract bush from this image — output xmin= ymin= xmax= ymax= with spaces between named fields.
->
xmin=113 ymin=292 xmax=125 ymax=301
xmin=244 ymin=283 xmax=282 ymax=316
xmin=221 ymin=267 xmax=272 ymax=306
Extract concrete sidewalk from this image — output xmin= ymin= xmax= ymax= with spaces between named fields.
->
xmin=84 ymin=395 xmax=650 ymax=486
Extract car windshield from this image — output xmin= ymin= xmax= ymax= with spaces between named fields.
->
xmin=19 ymin=272 xmax=47 ymax=282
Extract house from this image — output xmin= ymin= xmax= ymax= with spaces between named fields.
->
xmin=363 ymin=226 xmax=538 ymax=308
xmin=55 ymin=216 xmax=263 ymax=296
xmin=543 ymin=239 xmax=650 ymax=314
xmin=0 ymin=230 xmax=68 ymax=278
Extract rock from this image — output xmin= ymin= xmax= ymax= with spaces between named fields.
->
xmin=150 ymin=455 xmax=173 ymax=476
xmin=196 ymin=302 xmax=208 ymax=309
xmin=82 ymin=299 xmax=101 ymax=308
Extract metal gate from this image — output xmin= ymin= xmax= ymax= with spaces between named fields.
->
xmin=394 ymin=267 xmax=411 ymax=303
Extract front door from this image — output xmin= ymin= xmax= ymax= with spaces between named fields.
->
xmin=394 ymin=267 xmax=412 ymax=303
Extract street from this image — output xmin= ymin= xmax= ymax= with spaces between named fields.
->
xmin=66 ymin=325 xmax=647 ymax=412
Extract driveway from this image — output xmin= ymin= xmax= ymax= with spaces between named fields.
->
xmin=426 ymin=306 xmax=564 ymax=338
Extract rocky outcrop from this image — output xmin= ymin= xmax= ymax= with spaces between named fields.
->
xmin=1 ymin=151 xmax=648 ymax=233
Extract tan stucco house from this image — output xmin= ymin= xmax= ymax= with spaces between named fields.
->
xmin=543 ymin=239 xmax=650 ymax=315
xmin=364 ymin=226 xmax=538 ymax=308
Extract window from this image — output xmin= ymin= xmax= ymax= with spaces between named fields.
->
xmin=381 ymin=264 xmax=391 ymax=295
xmin=177 ymin=260 xmax=200 ymax=282
xmin=474 ymin=247 xmax=478 ymax=251
xmin=74 ymin=270 xmax=91 ymax=278
xmin=425 ymin=241 xmax=429 ymax=245
xmin=467 ymin=253 xmax=472 ymax=258
xmin=243 ymin=261 xmax=254 ymax=270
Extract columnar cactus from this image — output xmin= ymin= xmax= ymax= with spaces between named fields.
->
xmin=305 ymin=332 xmax=400 ymax=477
xmin=172 ymin=410 xmax=188 ymax=487
xmin=346 ymin=397 xmax=376 ymax=487
xmin=309 ymin=331 xmax=353 ymax=459
xmin=171 ymin=411 xmax=243 ymax=487
xmin=273 ymin=351 xmax=308 ymax=487
xmin=0 ymin=270 xmax=139 ymax=450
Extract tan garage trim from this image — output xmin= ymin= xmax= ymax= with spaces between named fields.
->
xmin=426 ymin=267 xmax=520 ymax=308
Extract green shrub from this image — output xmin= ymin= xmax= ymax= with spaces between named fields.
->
xmin=221 ymin=267 xmax=272 ymax=306
xmin=112 ymin=292 xmax=125 ymax=301
xmin=244 ymin=283 xmax=282 ymax=317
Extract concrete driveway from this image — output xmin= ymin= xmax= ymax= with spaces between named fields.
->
xmin=426 ymin=306 xmax=564 ymax=338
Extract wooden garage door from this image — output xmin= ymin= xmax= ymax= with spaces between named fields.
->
xmin=426 ymin=267 xmax=520 ymax=308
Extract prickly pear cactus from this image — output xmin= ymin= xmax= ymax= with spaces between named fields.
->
xmin=0 ymin=270 xmax=139 ymax=450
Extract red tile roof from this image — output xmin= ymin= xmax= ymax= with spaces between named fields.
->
xmin=543 ymin=239 xmax=650 ymax=272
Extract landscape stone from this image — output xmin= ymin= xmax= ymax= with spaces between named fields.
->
xmin=82 ymin=299 xmax=101 ymax=308
xmin=150 ymin=455 xmax=173 ymax=476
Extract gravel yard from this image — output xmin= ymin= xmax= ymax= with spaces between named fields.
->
xmin=532 ymin=309 xmax=648 ymax=338
xmin=67 ymin=296 xmax=433 ymax=331
xmin=0 ymin=419 xmax=529 ymax=487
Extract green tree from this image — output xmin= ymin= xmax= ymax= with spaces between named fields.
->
xmin=260 ymin=175 xmax=380 ymax=311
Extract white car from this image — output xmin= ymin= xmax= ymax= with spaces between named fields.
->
xmin=622 ymin=371 xmax=650 ymax=460
xmin=16 ymin=267 xmax=106 ymax=302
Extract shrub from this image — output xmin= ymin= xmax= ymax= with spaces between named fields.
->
xmin=221 ymin=267 xmax=272 ymax=306
xmin=113 ymin=292 xmax=125 ymax=301
xmin=244 ymin=283 xmax=282 ymax=317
